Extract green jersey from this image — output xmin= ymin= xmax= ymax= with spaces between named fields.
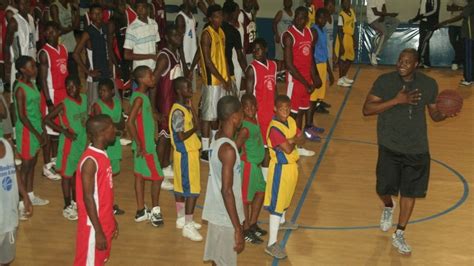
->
xmin=130 ymin=91 xmax=156 ymax=153
xmin=61 ymin=94 xmax=88 ymax=138
xmin=96 ymin=98 xmax=122 ymax=160
xmin=240 ymin=119 xmax=265 ymax=164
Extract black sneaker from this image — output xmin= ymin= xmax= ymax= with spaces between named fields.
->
xmin=319 ymin=101 xmax=331 ymax=108
xmin=244 ymin=230 xmax=263 ymax=244
xmin=200 ymin=150 xmax=209 ymax=163
xmin=315 ymin=105 xmax=330 ymax=114
xmin=113 ymin=204 xmax=125 ymax=215
xmin=251 ymin=224 xmax=268 ymax=237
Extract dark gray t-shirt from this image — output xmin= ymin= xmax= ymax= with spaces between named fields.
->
xmin=371 ymin=71 xmax=438 ymax=154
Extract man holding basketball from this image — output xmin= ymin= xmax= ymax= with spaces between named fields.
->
xmin=362 ymin=48 xmax=456 ymax=255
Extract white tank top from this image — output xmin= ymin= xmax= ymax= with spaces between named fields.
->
xmin=12 ymin=13 xmax=37 ymax=59
xmin=0 ymin=138 xmax=19 ymax=234
xmin=177 ymin=11 xmax=197 ymax=68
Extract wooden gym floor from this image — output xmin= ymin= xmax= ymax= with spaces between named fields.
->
xmin=14 ymin=65 xmax=473 ymax=265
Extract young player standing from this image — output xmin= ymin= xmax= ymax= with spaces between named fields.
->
xmin=335 ymin=0 xmax=356 ymax=87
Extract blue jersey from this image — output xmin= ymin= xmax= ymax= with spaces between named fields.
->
xmin=312 ymin=24 xmax=328 ymax=64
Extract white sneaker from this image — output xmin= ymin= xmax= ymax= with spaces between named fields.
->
xmin=43 ymin=165 xmax=61 ymax=181
xmin=19 ymin=201 xmax=29 ymax=221
xmin=161 ymin=179 xmax=174 ymax=191
xmin=392 ymin=230 xmax=412 ymax=255
xmin=370 ymin=53 xmax=378 ymax=66
xmin=451 ymin=63 xmax=459 ymax=70
xmin=297 ymin=147 xmax=316 ymax=157
xmin=150 ymin=206 xmax=164 ymax=227
xmin=30 ymin=195 xmax=50 ymax=206
xmin=380 ymin=204 xmax=395 ymax=232
xmin=343 ymin=76 xmax=354 ymax=83
xmin=134 ymin=208 xmax=150 ymax=222
xmin=176 ymin=217 xmax=202 ymax=229
xmin=162 ymin=165 xmax=174 ymax=177
xmin=337 ymin=78 xmax=351 ymax=87
xmin=120 ymin=138 xmax=132 ymax=146
xmin=71 ymin=200 xmax=77 ymax=211
xmin=182 ymin=223 xmax=203 ymax=241
xmin=460 ymin=80 xmax=472 ymax=86
xmin=62 ymin=205 xmax=78 ymax=221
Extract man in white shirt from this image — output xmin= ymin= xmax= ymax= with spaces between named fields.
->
xmin=366 ymin=0 xmax=400 ymax=66
xmin=446 ymin=0 xmax=468 ymax=70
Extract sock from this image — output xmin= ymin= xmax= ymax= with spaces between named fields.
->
xmin=280 ymin=211 xmax=286 ymax=224
xmin=268 ymin=214 xmax=281 ymax=246
xmin=202 ymin=137 xmax=210 ymax=151
xmin=385 ymin=201 xmax=394 ymax=208
xmin=28 ymin=192 xmax=34 ymax=200
xmin=261 ymin=167 xmax=268 ymax=182
xmin=175 ymin=202 xmax=185 ymax=218
xmin=64 ymin=197 xmax=71 ymax=208
xmin=396 ymin=224 xmax=406 ymax=231
xmin=211 ymin=130 xmax=217 ymax=141
xmin=185 ymin=214 xmax=193 ymax=225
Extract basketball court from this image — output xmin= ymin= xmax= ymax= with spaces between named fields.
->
xmin=13 ymin=65 xmax=473 ymax=265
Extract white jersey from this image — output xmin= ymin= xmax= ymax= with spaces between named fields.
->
xmin=177 ymin=11 xmax=197 ymax=68
xmin=0 ymin=138 xmax=19 ymax=235
xmin=10 ymin=13 xmax=37 ymax=87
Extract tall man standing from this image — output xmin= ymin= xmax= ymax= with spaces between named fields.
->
xmin=362 ymin=48 xmax=456 ymax=255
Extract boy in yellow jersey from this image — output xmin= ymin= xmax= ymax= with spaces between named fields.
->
xmin=199 ymin=4 xmax=232 ymax=162
xmin=264 ymin=95 xmax=305 ymax=260
xmin=169 ymin=77 xmax=203 ymax=242
xmin=334 ymin=0 xmax=356 ymax=87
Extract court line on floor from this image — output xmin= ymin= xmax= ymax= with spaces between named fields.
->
xmin=272 ymin=67 xmax=362 ymax=266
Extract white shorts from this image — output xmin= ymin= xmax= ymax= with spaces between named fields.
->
xmin=200 ymin=84 xmax=233 ymax=122
xmin=0 ymin=230 xmax=17 ymax=264
xmin=203 ymin=223 xmax=237 ymax=266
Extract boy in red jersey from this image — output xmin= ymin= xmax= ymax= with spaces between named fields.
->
xmin=74 ymin=114 xmax=119 ymax=266
xmin=283 ymin=6 xmax=321 ymax=153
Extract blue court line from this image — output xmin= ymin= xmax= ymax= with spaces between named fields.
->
xmin=272 ymin=67 xmax=362 ymax=266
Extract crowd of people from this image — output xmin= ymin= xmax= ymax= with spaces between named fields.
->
xmin=0 ymin=0 xmax=472 ymax=265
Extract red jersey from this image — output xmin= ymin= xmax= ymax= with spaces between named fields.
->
xmin=126 ymin=5 xmax=137 ymax=26
xmin=40 ymin=43 xmax=68 ymax=104
xmin=285 ymin=25 xmax=313 ymax=82
xmin=151 ymin=0 xmax=166 ymax=48
xmin=249 ymin=59 xmax=277 ymax=143
xmin=74 ymin=146 xmax=115 ymax=266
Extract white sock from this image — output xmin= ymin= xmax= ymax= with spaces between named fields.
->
xmin=262 ymin=167 xmax=268 ymax=182
xmin=280 ymin=211 xmax=286 ymax=224
xmin=28 ymin=192 xmax=34 ymax=200
xmin=202 ymin=137 xmax=210 ymax=151
xmin=268 ymin=214 xmax=281 ymax=246
xmin=211 ymin=130 xmax=217 ymax=141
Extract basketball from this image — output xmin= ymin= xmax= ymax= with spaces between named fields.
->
xmin=436 ymin=89 xmax=463 ymax=116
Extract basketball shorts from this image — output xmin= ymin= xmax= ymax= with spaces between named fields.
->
xmin=241 ymin=161 xmax=266 ymax=204
xmin=133 ymin=150 xmax=164 ymax=181
xmin=376 ymin=145 xmax=430 ymax=198
xmin=200 ymin=84 xmax=230 ymax=122
xmin=286 ymin=74 xmax=310 ymax=113
xmin=74 ymin=223 xmax=113 ymax=266
xmin=203 ymin=223 xmax=237 ymax=266
xmin=110 ymin=159 xmax=120 ymax=175
xmin=311 ymin=63 xmax=327 ymax=101
xmin=335 ymin=34 xmax=355 ymax=61
xmin=156 ymin=84 xmax=174 ymax=138
xmin=16 ymin=126 xmax=42 ymax=160
xmin=264 ymin=161 xmax=298 ymax=216
xmin=57 ymin=135 xmax=87 ymax=178
xmin=0 ymin=230 xmax=16 ymax=265
xmin=173 ymin=150 xmax=200 ymax=197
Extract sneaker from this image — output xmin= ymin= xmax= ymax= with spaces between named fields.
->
xmin=315 ymin=105 xmax=330 ymax=114
xmin=200 ymin=150 xmax=209 ymax=162
xmin=161 ymin=179 xmax=174 ymax=191
xmin=251 ymin=224 xmax=267 ymax=237
xmin=460 ymin=80 xmax=472 ymax=86
xmin=279 ymin=221 xmax=299 ymax=230
xmin=150 ymin=206 xmax=164 ymax=227
xmin=319 ymin=101 xmax=331 ymax=108
xmin=120 ymin=138 xmax=132 ymax=146
xmin=182 ymin=223 xmax=203 ymax=241
xmin=297 ymin=147 xmax=316 ymax=157
xmin=244 ymin=230 xmax=263 ymax=244
xmin=304 ymin=128 xmax=322 ymax=142
xmin=176 ymin=217 xmax=202 ymax=229
xmin=162 ymin=165 xmax=174 ymax=177
xmin=342 ymin=76 xmax=354 ymax=83
xmin=30 ymin=195 xmax=50 ymax=206
xmin=392 ymin=230 xmax=412 ymax=255
xmin=134 ymin=208 xmax=150 ymax=222
xmin=71 ymin=200 xmax=77 ymax=211
xmin=265 ymin=243 xmax=287 ymax=259
xmin=380 ymin=204 xmax=395 ymax=232
xmin=370 ymin=53 xmax=378 ymax=66
xmin=451 ymin=63 xmax=459 ymax=70
xmin=63 ymin=205 xmax=78 ymax=221
xmin=337 ymin=78 xmax=351 ymax=87
xmin=19 ymin=201 xmax=29 ymax=221
xmin=113 ymin=204 xmax=125 ymax=215
xmin=43 ymin=165 xmax=61 ymax=181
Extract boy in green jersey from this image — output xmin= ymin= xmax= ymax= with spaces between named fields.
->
xmin=127 ymin=66 xmax=165 ymax=227
xmin=44 ymin=75 xmax=88 ymax=221
xmin=235 ymin=94 xmax=267 ymax=245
